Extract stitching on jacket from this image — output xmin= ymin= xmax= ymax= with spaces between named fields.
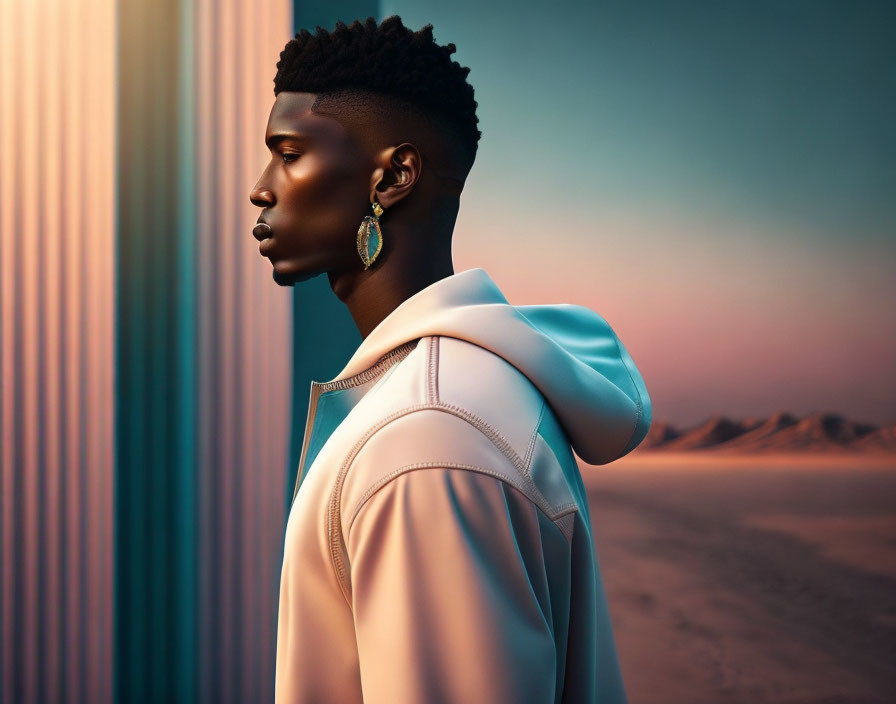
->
xmin=290 ymin=340 xmax=420 ymax=507
xmin=612 ymin=332 xmax=643 ymax=458
xmin=346 ymin=463 xmax=578 ymax=543
xmin=315 ymin=339 xmax=421 ymax=392
xmin=427 ymin=403 xmax=557 ymax=509
xmin=435 ymin=403 xmax=576 ymax=515
xmin=523 ymin=398 xmax=546 ymax=471
xmin=552 ymin=511 xmax=576 ymax=543
xmin=326 ymin=403 xmax=563 ymax=605
xmin=427 ymin=336 xmax=440 ymax=404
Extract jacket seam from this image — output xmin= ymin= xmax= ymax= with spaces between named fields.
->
xmin=427 ymin=336 xmax=440 ymax=404
xmin=612 ymin=332 xmax=644 ymax=458
xmin=316 ymin=339 xmax=421 ymax=392
xmin=346 ymin=463 xmax=579 ymax=543
xmin=326 ymin=402 xmax=570 ymax=605
xmin=523 ymin=398 xmax=546 ymax=471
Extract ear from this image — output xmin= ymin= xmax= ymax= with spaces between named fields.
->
xmin=369 ymin=142 xmax=421 ymax=209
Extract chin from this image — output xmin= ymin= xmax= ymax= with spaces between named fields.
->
xmin=271 ymin=260 xmax=321 ymax=286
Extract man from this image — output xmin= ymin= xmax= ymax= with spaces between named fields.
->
xmin=249 ymin=16 xmax=651 ymax=704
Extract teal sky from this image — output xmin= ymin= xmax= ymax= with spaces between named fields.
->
xmin=381 ymin=0 xmax=896 ymax=426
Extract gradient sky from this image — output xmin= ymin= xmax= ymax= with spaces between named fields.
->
xmin=382 ymin=0 xmax=896 ymax=427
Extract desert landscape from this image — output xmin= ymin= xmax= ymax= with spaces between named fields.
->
xmin=638 ymin=411 xmax=896 ymax=455
xmin=581 ymin=411 xmax=896 ymax=704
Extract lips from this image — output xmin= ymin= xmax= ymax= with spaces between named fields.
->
xmin=253 ymin=222 xmax=273 ymax=241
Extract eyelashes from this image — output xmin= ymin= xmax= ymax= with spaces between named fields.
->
xmin=281 ymin=152 xmax=301 ymax=164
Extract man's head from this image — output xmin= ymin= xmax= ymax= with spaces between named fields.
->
xmin=249 ymin=16 xmax=480 ymax=287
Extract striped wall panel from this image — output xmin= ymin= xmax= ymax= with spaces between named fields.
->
xmin=2 ymin=2 xmax=384 ymax=701
xmin=116 ymin=0 xmax=293 ymax=701
xmin=194 ymin=1 xmax=294 ymax=702
xmin=0 ymin=1 xmax=116 ymax=703
xmin=115 ymin=0 xmax=201 ymax=697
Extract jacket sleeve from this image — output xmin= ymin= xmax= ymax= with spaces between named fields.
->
xmin=345 ymin=466 xmax=559 ymax=704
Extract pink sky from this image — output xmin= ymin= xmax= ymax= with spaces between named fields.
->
xmin=453 ymin=203 xmax=896 ymax=428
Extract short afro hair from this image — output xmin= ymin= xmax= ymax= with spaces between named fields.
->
xmin=273 ymin=15 xmax=481 ymax=184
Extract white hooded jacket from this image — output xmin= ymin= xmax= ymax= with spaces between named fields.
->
xmin=274 ymin=267 xmax=651 ymax=703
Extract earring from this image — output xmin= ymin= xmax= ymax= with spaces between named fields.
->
xmin=357 ymin=198 xmax=384 ymax=269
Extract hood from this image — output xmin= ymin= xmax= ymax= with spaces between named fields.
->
xmin=330 ymin=268 xmax=652 ymax=465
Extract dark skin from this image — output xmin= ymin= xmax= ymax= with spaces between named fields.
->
xmin=249 ymin=91 xmax=458 ymax=340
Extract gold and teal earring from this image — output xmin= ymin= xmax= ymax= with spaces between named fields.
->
xmin=356 ymin=198 xmax=384 ymax=269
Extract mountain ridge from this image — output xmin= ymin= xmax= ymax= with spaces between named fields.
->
xmin=638 ymin=411 xmax=895 ymax=453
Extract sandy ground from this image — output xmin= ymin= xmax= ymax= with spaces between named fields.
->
xmin=582 ymin=451 xmax=896 ymax=704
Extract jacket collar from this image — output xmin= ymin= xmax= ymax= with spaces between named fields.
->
xmin=329 ymin=268 xmax=507 ymax=383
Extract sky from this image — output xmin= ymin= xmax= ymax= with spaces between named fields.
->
xmin=381 ymin=0 xmax=896 ymax=427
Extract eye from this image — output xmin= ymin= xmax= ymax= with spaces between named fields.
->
xmin=281 ymin=152 xmax=300 ymax=164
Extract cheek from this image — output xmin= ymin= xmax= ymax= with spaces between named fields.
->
xmin=282 ymin=158 xmax=366 ymax=234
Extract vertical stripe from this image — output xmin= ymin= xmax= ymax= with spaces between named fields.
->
xmin=35 ymin=0 xmax=49 ymax=699
xmin=175 ymin=0 xmax=200 ymax=699
xmin=195 ymin=0 xmax=214 ymax=693
xmin=43 ymin=2 xmax=61 ymax=701
xmin=116 ymin=0 xmax=292 ymax=700
xmin=194 ymin=0 xmax=293 ymax=699
xmin=0 ymin=0 xmax=116 ymax=701
xmin=116 ymin=0 xmax=192 ymax=700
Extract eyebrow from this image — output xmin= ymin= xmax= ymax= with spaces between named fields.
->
xmin=265 ymin=132 xmax=309 ymax=149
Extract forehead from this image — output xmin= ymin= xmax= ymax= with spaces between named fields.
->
xmin=265 ymin=91 xmax=349 ymax=143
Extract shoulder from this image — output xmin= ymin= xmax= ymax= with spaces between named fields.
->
xmin=433 ymin=335 xmax=547 ymax=455
xmin=323 ymin=336 xmax=582 ymax=602
xmin=336 ymin=335 xmax=578 ymax=540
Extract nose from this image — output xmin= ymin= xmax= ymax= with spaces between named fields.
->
xmin=249 ymin=183 xmax=274 ymax=208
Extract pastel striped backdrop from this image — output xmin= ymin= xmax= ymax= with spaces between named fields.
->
xmin=1 ymin=0 xmax=116 ymax=701
xmin=0 ymin=0 xmax=373 ymax=702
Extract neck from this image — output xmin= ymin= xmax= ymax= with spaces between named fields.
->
xmin=328 ymin=227 xmax=455 ymax=340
